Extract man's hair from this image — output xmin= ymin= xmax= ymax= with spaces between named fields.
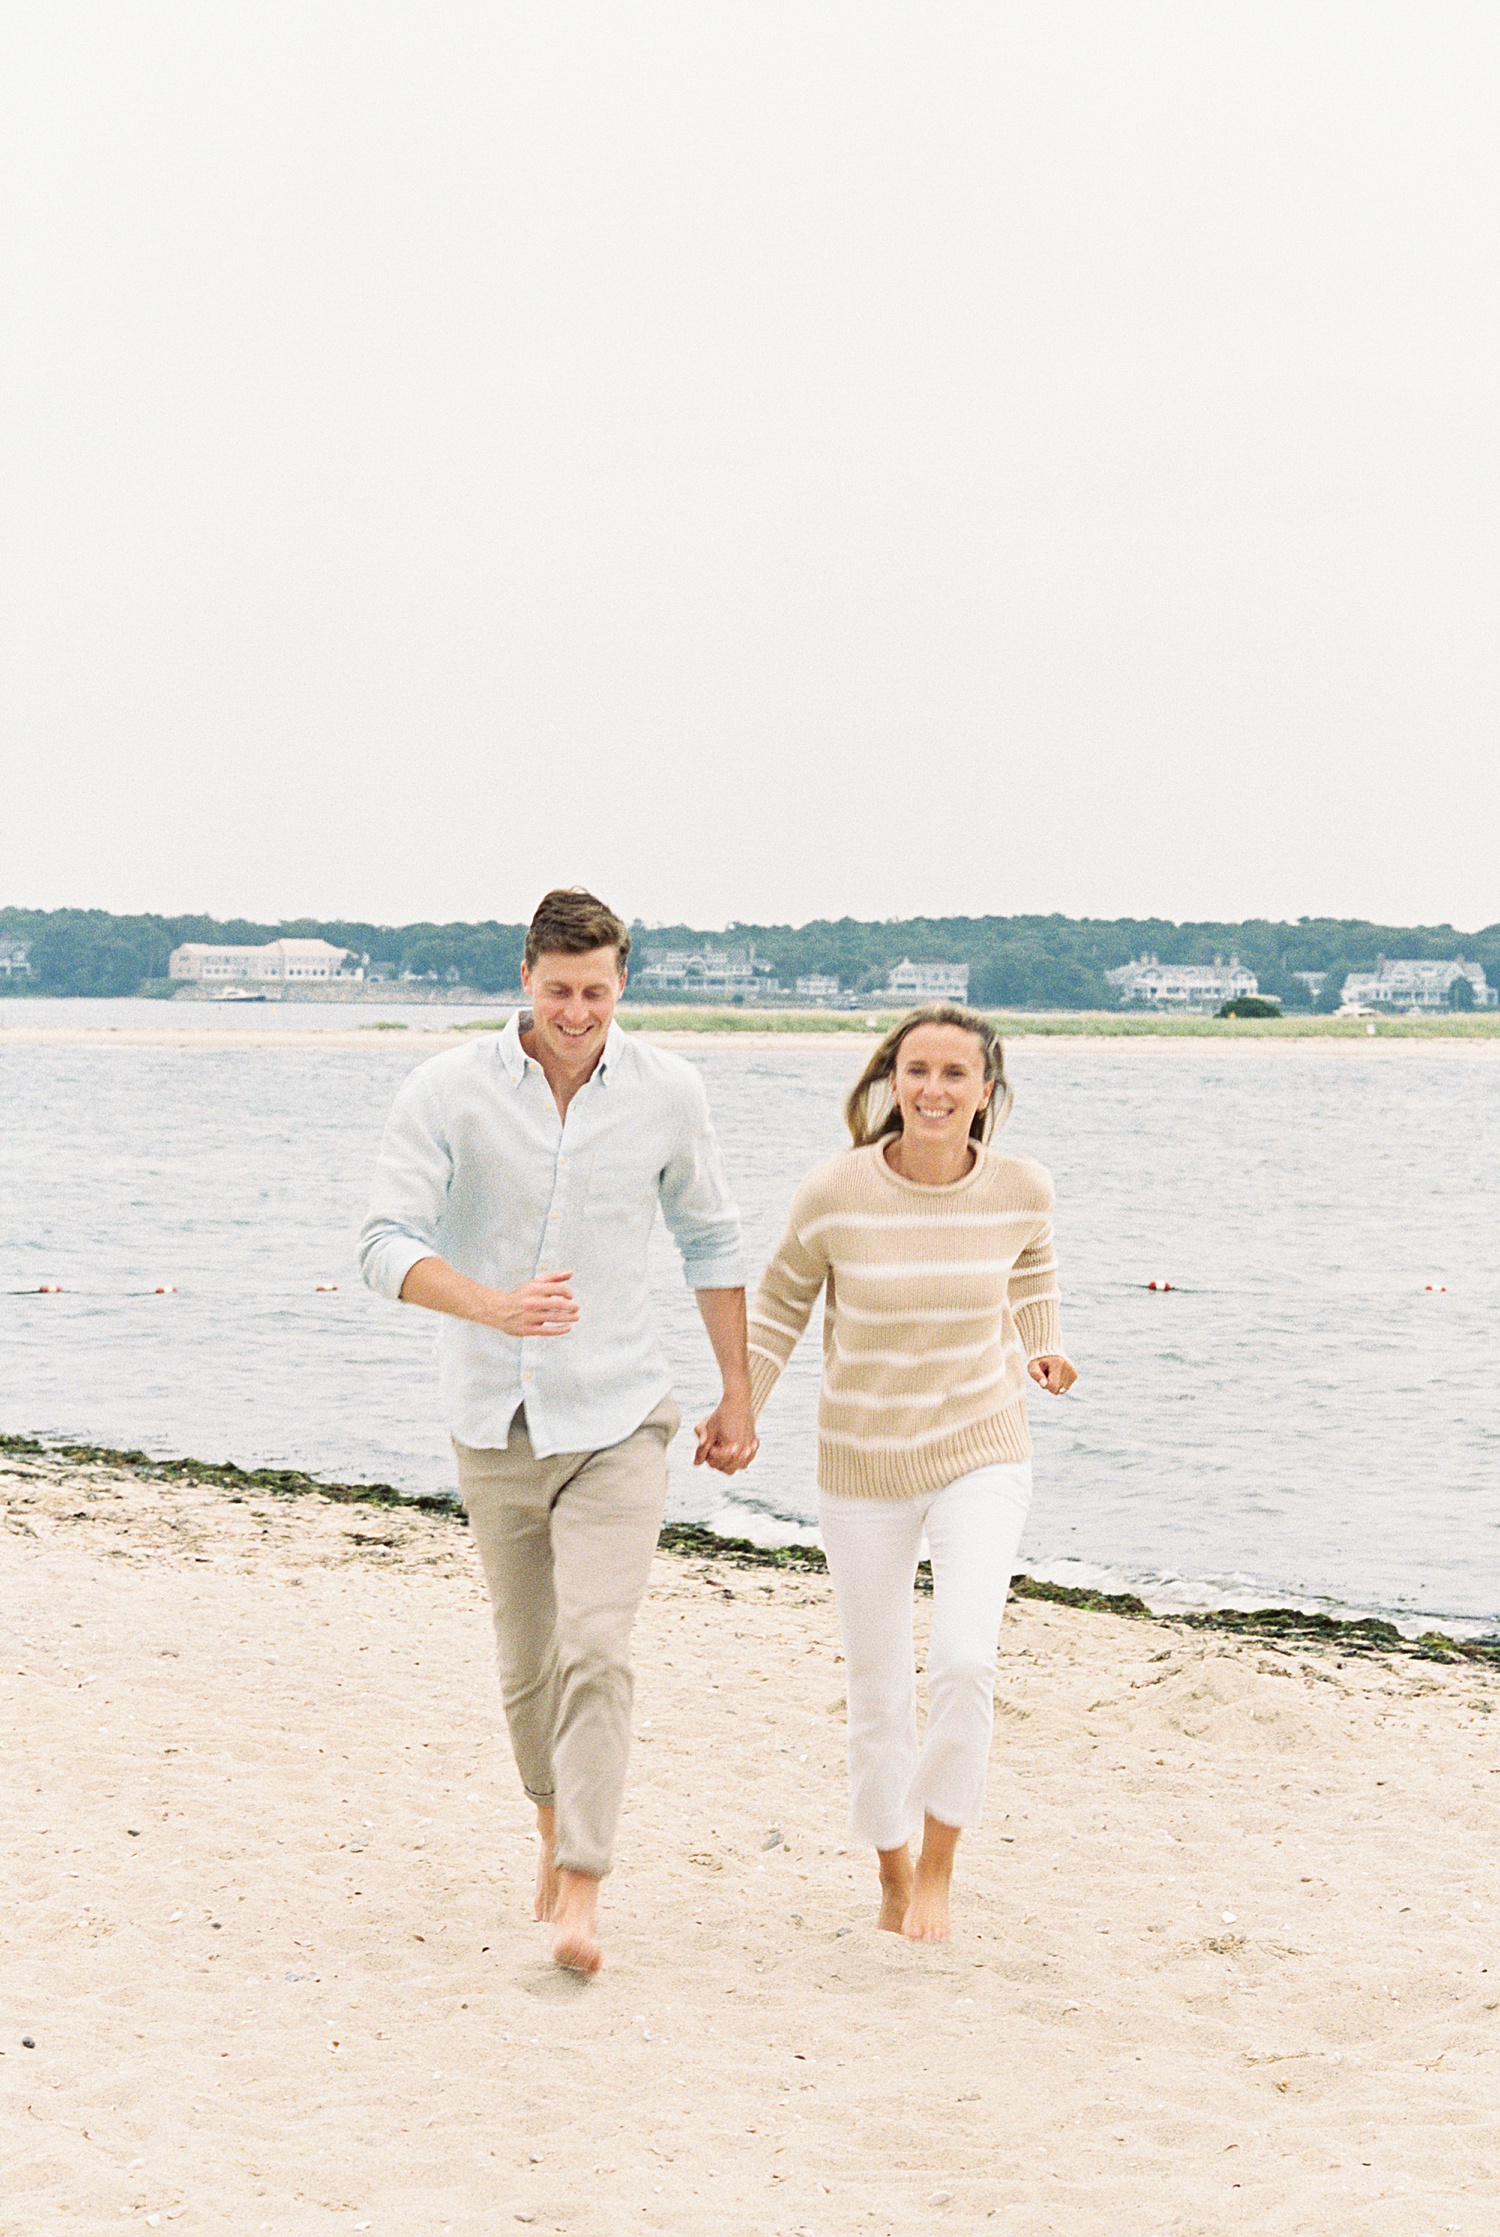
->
xmin=524 ymin=888 xmax=631 ymax=972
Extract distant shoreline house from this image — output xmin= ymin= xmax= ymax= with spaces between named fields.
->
xmin=881 ymin=958 xmax=969 ymax=1003
xmin=169 ymin=939 xmax=356 ymax=984
xmin=794 ymin=974 xmax=841 ymax=1003
xmin=634 ymin=945 xmax=782 ymax=997
xmin=1106 ymin=954 xmax=1258 ymax=1011
xmin=0 ymin=937 xmax=32 ymax=978
xmin=1339 ymin=957 xmax=1495 ymax=1011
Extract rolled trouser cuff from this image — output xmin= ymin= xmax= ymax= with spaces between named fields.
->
xmin=552 ymin=1845 xmax=611 ymax=1879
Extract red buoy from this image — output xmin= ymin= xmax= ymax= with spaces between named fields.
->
xmin=1147 ymin=1279 xmax=1174 ymax=1292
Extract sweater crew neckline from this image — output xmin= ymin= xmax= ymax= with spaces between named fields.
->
xmin=866 ymin=1137 xmax=993 ymax=1198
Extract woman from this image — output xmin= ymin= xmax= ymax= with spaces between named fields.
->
xmin=747 ymin=1006 xmax=1076 ymax=1942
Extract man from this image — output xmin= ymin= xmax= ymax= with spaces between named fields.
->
xmin=359 ymin=888 xmax=756 ymax=1973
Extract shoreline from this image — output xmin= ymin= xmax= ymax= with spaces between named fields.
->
xmin=6 ymin=1017 xmax=1500 ymax=1052
xmin=6 ymin=1430 xmax=1494 ymax=1662
xmin=6 ymin=988 xmax=1500 ymax=1045
xmin=5 ymin=1439 xmax=1498 ymax=2233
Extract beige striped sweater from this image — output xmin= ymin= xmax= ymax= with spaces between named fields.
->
xmin=747 ymin=1138 xmax=1063 ymax=1499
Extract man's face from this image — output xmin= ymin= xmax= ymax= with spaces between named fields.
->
xmin=520 ymin=945 xmax=626 ymax=1070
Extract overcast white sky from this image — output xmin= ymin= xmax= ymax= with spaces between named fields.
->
xmin=3 ymin=4 xmax=1497 ymax=931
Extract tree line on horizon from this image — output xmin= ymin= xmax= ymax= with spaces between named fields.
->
xmin=3 ymin=904 xmax=1498 ymax=1008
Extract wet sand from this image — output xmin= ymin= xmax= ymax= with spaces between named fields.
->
xmin=4 ymin=1451 xmax=1498 ymax=2235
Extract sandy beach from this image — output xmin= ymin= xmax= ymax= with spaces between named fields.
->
xmin=4 ymin=1452 xmax=1497 ymax=2236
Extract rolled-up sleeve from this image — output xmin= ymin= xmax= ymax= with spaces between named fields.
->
xmin=658 ymin=1071 xmax=746 ymax=1289
xmin=357 ymin=1070 xmax=454 ymax=1301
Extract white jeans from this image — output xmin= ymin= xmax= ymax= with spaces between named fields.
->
xmin=818 ymin=1462 xmax=1033 ymax=1852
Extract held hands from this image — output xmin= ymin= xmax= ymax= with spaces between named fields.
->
xmin=693 ymin=1390 xmax=759 ymax=1475
xmin=493 ymin=1270 xmax=579 ymax=1339
xmin=1028 ymin=1352 xmax=1078 ymax=1395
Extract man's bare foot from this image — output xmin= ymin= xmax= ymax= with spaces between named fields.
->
xmin=533 ymin=1806 xmax=560 ymax=1923
xmin=550 ymin=1868 xmax=602 ymax=1975
xmin=876 ymin=1844 xmax=914 ymax=1934
xmin=902 ymin=1815 xmax=959 ymax=1944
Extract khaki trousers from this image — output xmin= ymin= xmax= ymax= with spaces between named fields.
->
xmin=453 ymin=1396 xmax=680 ymax=1879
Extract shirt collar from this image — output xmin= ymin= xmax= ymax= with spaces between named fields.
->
xmin=497 ymin=1011 xmax=530 ymax=1083
xmin=596 ymin=1018 xmax=627 ymax=1083
xmin=496 ymin=1010 xmax=627 ymax=1087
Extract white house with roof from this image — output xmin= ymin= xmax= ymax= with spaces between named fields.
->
xmin=169 ymin=938 xmax=353 ymax=984
xmin=634 ymin=945 xmax=781 ymax=994
xmin=882 ymin=958 xmax=969 ymax=1002
xmin=0 ymin=937 xmax=32 ymax=977
xmin=1339 ymin=957 xmax=1495 ymax=1011
xmin=635 ymin=946 xmax=753 ymax=992
xmin=1106 ymin=954 xmax=1259 ymax=1010
xmin=795 ymin=974 xmax=841 ymax=1001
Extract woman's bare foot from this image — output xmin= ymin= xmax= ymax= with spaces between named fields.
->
xmin=876 ymin=1844 xmax=914 ymax=1933
xmin=533 ymin=1805 xmax=560 ymax=1922
xmin=902 ymin=1815 xmax=959 ymax=1943
xmin=550 ymin=1868 xmax=603 ymax=1975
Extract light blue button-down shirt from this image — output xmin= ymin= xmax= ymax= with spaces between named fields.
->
xmin=358 ymin=1014 xmax=746 ymax=1456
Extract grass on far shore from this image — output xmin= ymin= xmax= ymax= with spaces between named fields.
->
xmin=440 ymin=1007 xmax=1500 ymax=1040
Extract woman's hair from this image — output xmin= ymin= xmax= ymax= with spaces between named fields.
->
xmin=844 ymin=1004 xmax=1012 ymax=1148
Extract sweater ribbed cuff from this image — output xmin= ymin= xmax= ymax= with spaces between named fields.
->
xmin=748 ymin=1349 xmax=784 ymax=1417
xmin=1013 ymin=1297 xmax=1062 ymax=1360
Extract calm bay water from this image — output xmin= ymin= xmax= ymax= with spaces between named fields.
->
xmin=4 ymin=1008 xmax=1498 ymax=1635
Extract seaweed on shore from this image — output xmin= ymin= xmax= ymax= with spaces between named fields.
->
xmin=1009 ymin=1584 xmax=1500 ymax=1662
xmin=5 ymin=1431 xmax=1498 ymax=1665
xmin=656 ymin=1520 xmax=828 ymax=1572
xmin=0 ymin=1431 xmax=462 ymax=1517
xmin=661 ymin=1527 xmax=1163 ymax=1619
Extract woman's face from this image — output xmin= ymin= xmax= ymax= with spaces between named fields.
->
xmin=890 ymin=1023 xmax=992 ymax=1148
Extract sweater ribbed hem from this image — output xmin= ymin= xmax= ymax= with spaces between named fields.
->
xmin=814 ymin=1396 xmax=1033 ymax=1500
